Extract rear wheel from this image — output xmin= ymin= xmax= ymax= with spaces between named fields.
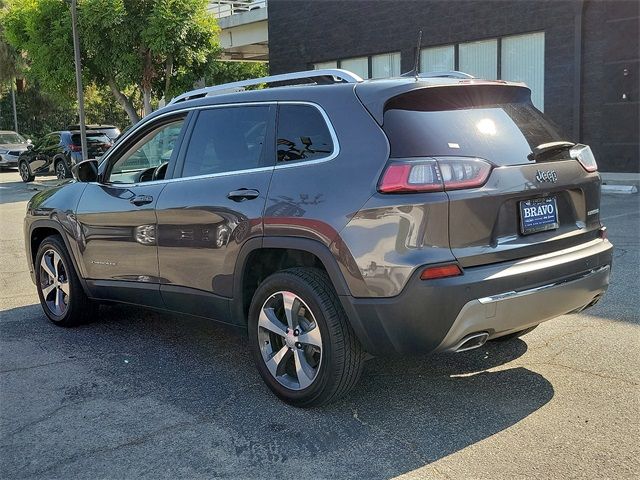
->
xmin=35 ymin=235 xmax=97 ymax=327
xmin=55 ymin=159 xmax=70 ymax=180
xmin=19 ymin=161 xmax=34 ymax=182
xmin=248 ymin=267 xmax=365 ymax=407
xmin=492 ymin=325 xmax=538 ymax=342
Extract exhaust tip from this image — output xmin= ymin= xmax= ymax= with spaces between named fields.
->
xmin=452 ymin=332 xmax=489 ymax=353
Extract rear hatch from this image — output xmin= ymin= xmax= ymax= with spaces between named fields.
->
xmin=379 ymin=83 xmax=602 ymax=267
xmin=72 ymin=132 xmax=112 ymax=158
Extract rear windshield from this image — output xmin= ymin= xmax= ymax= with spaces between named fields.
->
xmin=383 ymin=85 xmax=566 ymax=165
xmin=71 ymin=134 xmax=111 ymax=144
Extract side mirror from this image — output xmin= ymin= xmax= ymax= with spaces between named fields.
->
xmin=27 ymin=144 xmax=34 ymax=150
xmin=72 ymin=159 xmax=99 ymax=183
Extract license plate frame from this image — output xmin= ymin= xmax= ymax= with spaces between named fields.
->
xmin=519 ymin=196 xmax=559 ymax=235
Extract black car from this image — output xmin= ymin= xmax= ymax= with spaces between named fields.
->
xmin=66 ymin=124 xmax=121 ymax=141
xmin=24 ymin=69 xmax=613 ymax=406
xmin=18 ymin=130 xmax=112 ymax=182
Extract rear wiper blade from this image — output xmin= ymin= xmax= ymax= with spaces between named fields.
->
xmin=528 ymin=141 xmax=575 ymax=161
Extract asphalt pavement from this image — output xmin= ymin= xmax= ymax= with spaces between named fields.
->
xmin=0 ymin=169 xmax=638 ymax=479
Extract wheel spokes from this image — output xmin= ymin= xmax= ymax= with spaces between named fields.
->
xmin=42 ymin=283 xmax=56 ymax=298
xmin=293 ymin=349 xmax=314 ymax=389
xmin=297 ymin=326 xmax=322 ymax=348
xmin=265 ymin=345 xmax=291 ymax=378
xmin=258 ymin=308 xmax=287 ymax=338
xmin=59 ymin=281 xmax=70 ymax=296
xmin=41 ymin=254 xmax=56 ymax=281
xmin=281 ymin=291 xmax=299 ymax=328
xmin=53 ymin=251 xmax=61 ymax=278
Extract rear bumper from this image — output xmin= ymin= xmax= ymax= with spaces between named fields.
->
xmin=340 ymin=238 xmax=613 ymax=355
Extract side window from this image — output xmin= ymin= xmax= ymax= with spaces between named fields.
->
xmin=108 ymin=119 xmax=185 ymax=183
xmin=44 ymin=134 xmax=60 ymax=149
xmin=181 ymin=106 xmax=271 ymax=177
xmin=277 ymin=105 xmax=334 ymax=163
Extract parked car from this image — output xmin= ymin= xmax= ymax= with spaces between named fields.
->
xmin=0 ymin=130 xmax=30 ymax=169
xmin=66 ymin=124 xmax=121 ymax=141
xmin=23 ymin=69 xmax=613 ymax=407
xmin=18 ymin=130 xmax=112 ymax=182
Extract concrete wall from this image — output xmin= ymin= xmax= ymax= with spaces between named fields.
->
xmin=268 ymin=0 xmax=639 ymax=172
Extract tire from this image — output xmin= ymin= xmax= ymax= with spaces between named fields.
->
xmin=55 ymin=159 xmax=71 ymax=180
xmin=492 ymin=325 xmax=538 ymax=342
xmin=248 ymin=267 xmax=365 ymax=407
xmin=19 ymin=161 xmax=34 ymax=182
xmin=35 ymin=235 xmax=97 ymax=327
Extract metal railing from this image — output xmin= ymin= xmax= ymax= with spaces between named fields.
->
xmin=208 ymin=0 xmax=267 ymax=19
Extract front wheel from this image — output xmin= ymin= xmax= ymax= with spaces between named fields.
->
xmin=19 ymin=161 xmax=34 ymax=182
xmin=35 ymin=235 xmax=97 ymax=327
xmin=248 ymin=267 xmax=365 ymax=407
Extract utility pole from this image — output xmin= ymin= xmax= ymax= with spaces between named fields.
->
xmin=10 ymin=79 xmax=18 ymax=132
xmin=69 ymin=0 xmax=88 ymax=161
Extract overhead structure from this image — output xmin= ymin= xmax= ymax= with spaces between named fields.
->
xmin=208 ymin=1 xmax=268 ymax=62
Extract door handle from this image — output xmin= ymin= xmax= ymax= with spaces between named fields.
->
xmin=130 ymin=195 xmax=153 ymax=206
xmin=227 ymin=189 xmax=260 ymax=202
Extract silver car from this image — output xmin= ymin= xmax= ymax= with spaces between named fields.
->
xmin=0 ymin=130 xmax=30 ymax=169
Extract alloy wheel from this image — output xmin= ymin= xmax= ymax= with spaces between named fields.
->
xmin=258 ymin=291 xmax=322 ymax=390
xmin=56 ymin=162 xmax=67 ymax=180
xmin=19 ymin=162 xmax=30 ymax=181
xmin=39 ymin=248 xmax=70 ymax=316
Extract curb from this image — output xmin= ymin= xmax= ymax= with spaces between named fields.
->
xmin=601 ymin=184 xmax=638 ymax=195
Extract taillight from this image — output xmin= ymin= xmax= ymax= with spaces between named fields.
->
xmin=69 ymin=144 xmax=82 ymax=152
xmin=420 ymin=263 xmax=463 ymax=280
xmin=570 ymin=144 xmax=597 ymax=172
xmin=378 ymin=159 xmax=442 ymax=193
xmin=378 ymin=157 xmax=492 ymax=193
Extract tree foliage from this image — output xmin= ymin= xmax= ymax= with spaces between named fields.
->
xmin=4 ymin=0 xmax=220 ymax=124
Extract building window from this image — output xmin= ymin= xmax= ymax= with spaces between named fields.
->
xmin=314 ymin=52 xmax=400 ymax=79
xmin=420 ymin=32 xmax=545 ymax=110
xmin=314 ymin=60 xmax=337 ymax=70
xmin=339 ymin=56 xmax=370 ymax=79
xmin=501 ymin=32 xmax=545 ymax=111
xmin=371 ymin=52 xmax=401 ymax=78
xmin=459 ymin=39 xmax=498 ymax=79
xmin=420 ymin=45 xmax=455 ymax=72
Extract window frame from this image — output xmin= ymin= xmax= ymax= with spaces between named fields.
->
xmin=173 ymin=103 xmax=276 ymax=179
xmin=275 ymin=101 xmax=340 ymax=168
xmin=99 ymin=112 xmax=190 ymax=185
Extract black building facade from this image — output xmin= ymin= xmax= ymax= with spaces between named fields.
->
xmin=268 ymin=0 xmax=639 ymax=173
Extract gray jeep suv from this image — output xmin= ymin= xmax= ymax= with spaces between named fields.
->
xmin=24 ymin=69 xmax=613 ymax=406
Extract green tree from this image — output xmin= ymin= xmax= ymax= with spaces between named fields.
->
xmin=4 ymin=0 xmax=220 ymax=124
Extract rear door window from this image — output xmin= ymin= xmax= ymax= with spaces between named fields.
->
xmin=180 ymin=106 xmax=271 ymax=177
xmin=276 ymin=104 xmax=335 ymax=163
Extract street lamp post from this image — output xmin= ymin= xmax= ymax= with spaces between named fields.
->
xmin=69 ymin=0 xmax=88 ymax=161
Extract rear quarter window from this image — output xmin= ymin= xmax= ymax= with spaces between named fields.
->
xmin=277 ymin=104 xmax=334 ymax=163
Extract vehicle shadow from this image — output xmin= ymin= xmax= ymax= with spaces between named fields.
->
xmin=0 ymin=170 xmax=63 ymax=205
xmin=0 ymin=303 xmax=552 ymax=479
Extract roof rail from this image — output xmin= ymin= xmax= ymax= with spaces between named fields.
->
xmin=168 ymin=69 xmax=363 ymax=105
xmin=414 ymin=71 xmax=475 ymax=79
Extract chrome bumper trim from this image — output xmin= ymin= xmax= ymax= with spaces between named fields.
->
xmin=437 ymin=265 xmax=611 ymax=352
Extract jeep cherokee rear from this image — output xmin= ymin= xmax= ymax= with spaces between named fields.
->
xmin=24 ymin=69 xmax=612 ymax=407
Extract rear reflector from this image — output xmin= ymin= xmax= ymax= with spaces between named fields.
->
xmin=420 ymin=264 xmax=463 ymax=280
xmin=378 ymin=157 xmax=492 ymax=193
